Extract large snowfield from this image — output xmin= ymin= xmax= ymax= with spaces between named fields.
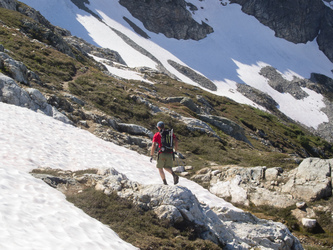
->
xmin=0 ymin=102 xmax=240 ymax=249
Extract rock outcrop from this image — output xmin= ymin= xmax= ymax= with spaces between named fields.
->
xmin=0 ymin=73 xmax=71 ymax=124
xmin=0 ymin=0 xmax=17 ymax=10
xmin=198 ymin=114 xmax=252 ymax=145
xmin=0 ymin=0 xmax=75 ymax=57
xmin=202 ymin=158 xmax=333 ymax=208
xmin=230 ymin=0 xmax=333 ymax=63
xmin=0 ymin=50 xmax=71 ymax=124
xmin=167 ymin=60 xmax=217 ymax=91
xmin=63 ymin=36 xmax=126 ymax=65
xmin=118 ymin=0 xmax=214 ymax=41
xmin=32 ymin=167 xmax=303 ymax=249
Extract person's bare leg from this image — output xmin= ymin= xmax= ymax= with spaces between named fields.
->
xmin=159 ymin=168 xmax=167 ymax=185
xmin=164 ymin=168 xmax=179 ymax=184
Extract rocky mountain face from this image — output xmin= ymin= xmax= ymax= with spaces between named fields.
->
xmin=109 ymin=0 xmax=333 ymax=143
xmin=229 ymin=0 xmax=333 ymax=63
xmin=118 ymin=0 xmax=214 ymax=40
xmin=119 ymin=0 xmax=333 ymax=63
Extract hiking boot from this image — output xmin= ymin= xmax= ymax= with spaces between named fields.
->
xmin=163 ymin=179 xmax=168 ymax=185
xmin=173 ymin=174 xmax=179 ymax=185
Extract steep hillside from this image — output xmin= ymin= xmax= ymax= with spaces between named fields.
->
xmin=16 ymin=0 xmax=333 ymax=145
xmin=1 ymin=1 xmax=333 ymax=248
xmin=0 ymin=1 xmax=332 ymax=168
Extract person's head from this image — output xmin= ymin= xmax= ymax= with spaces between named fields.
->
xmin=156 ymin=121 xmax=164 ymax=130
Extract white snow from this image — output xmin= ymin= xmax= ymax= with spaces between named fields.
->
xmin=0 ymin=102 xmax=240 ymax=249
xmin=89 ymin=54 xmax=153 ymax=84
xmin=322 ymin=0 xmax=333 ymax=10
xmin=234 ymin=60 xmax=329 ymax=128
xmin=20 ymin=0 xmax=333 ymax=129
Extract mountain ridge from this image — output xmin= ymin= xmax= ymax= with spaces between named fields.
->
xmin=23 ymin=0 xmax=333 ymax=141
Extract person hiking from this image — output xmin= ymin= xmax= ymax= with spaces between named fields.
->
xmin=150 ymin=121 xmax=179 ymax=185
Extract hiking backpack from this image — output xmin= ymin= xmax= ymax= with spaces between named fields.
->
xmin=160 ymin=129 xmax=174 ymax=153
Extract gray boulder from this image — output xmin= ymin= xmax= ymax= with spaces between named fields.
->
xmin=180 ymin=97 xmax=201 ymax=113
xmin=198 ymin=115 xmax=252 ymax=145
xmin=0 ymin=52 xmax=29 ymax=85
xmin=180 ymin=116 xmax=221 ymax=139
xmin=164 ymin=96 xmax=185 ymax=103
xmin=282 ymin=157 xmax=333 ymax=201
xmin=0 ymin=74 xmax=71 ymax=124
xmin=208 ymin=158 xmax=332 ymax=208
xmin=117 ymin=123 xmax=154 ymax=139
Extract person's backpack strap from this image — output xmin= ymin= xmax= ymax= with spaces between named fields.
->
xmin=159 ymin=128 xmax=174 ymax=154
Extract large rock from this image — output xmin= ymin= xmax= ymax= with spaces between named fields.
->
xmin=208 ymin=158 xmax=333 ymax=208
xmin=167 ymin=60 xmax=217 ymax=91
xmin=0 ymin=53 xmax=29 ymax=85
xmin=64 ymin=36 xmax=126 ymax=65
xmin=302 ymin=218 xmax=317 ymax=229
xmin=198 ymin=115 xmax=252 ymax=145
xmin=180 ymin=97 xmax=201 ymax=113
xmin=249 ymin=188 xmax=295 ymax=208
xmin=0 ymin=74 xmax=71 ymax=124
xmin=210 ymin=175 xmax=249 ymax=206
xmin=117 ymin=123 xmax=154 ymax=139
xmin=281 ymin=158 xmax=333 ymax=201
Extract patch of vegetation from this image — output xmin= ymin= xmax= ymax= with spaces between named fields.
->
xmin=69 ymin=71 xmax=152 ymax=123
xmin=244 ymin=203 xmax=299 ymax=231
xmin=240 ymin=198 xmax=333 ymax=249
xmin=30 ymin=168 xmax=97 ymax=176
xmin=0 ymin=7 xmax=94 ymax=88
xmin=66 ymin=187 xmax=222 ymax=249
xmin=300 ymin=197 xmax=333 ymax=248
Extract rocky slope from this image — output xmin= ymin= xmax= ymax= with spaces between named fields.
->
xmin=229 ymin=0 xmax=333 ymax=63
xmin=115 ymin=0 xmax=333 ymax=142
xmin=1 ymin=0 xmax=333 ymax=247
xmin=118 ymin=0 xmax=214 ymax=40
xmin=31 ymin=167 xmax=303 ymax=249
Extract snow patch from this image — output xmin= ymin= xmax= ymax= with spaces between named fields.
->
xmin=0 ymin=102 xmax=240 ymax=249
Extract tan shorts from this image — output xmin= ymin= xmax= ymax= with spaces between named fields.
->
xmin=156 ymin=153 xmax=174 ymax=169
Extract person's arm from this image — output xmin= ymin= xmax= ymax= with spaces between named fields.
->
xmin=151 ymin=142 xmax=157 ymax=157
